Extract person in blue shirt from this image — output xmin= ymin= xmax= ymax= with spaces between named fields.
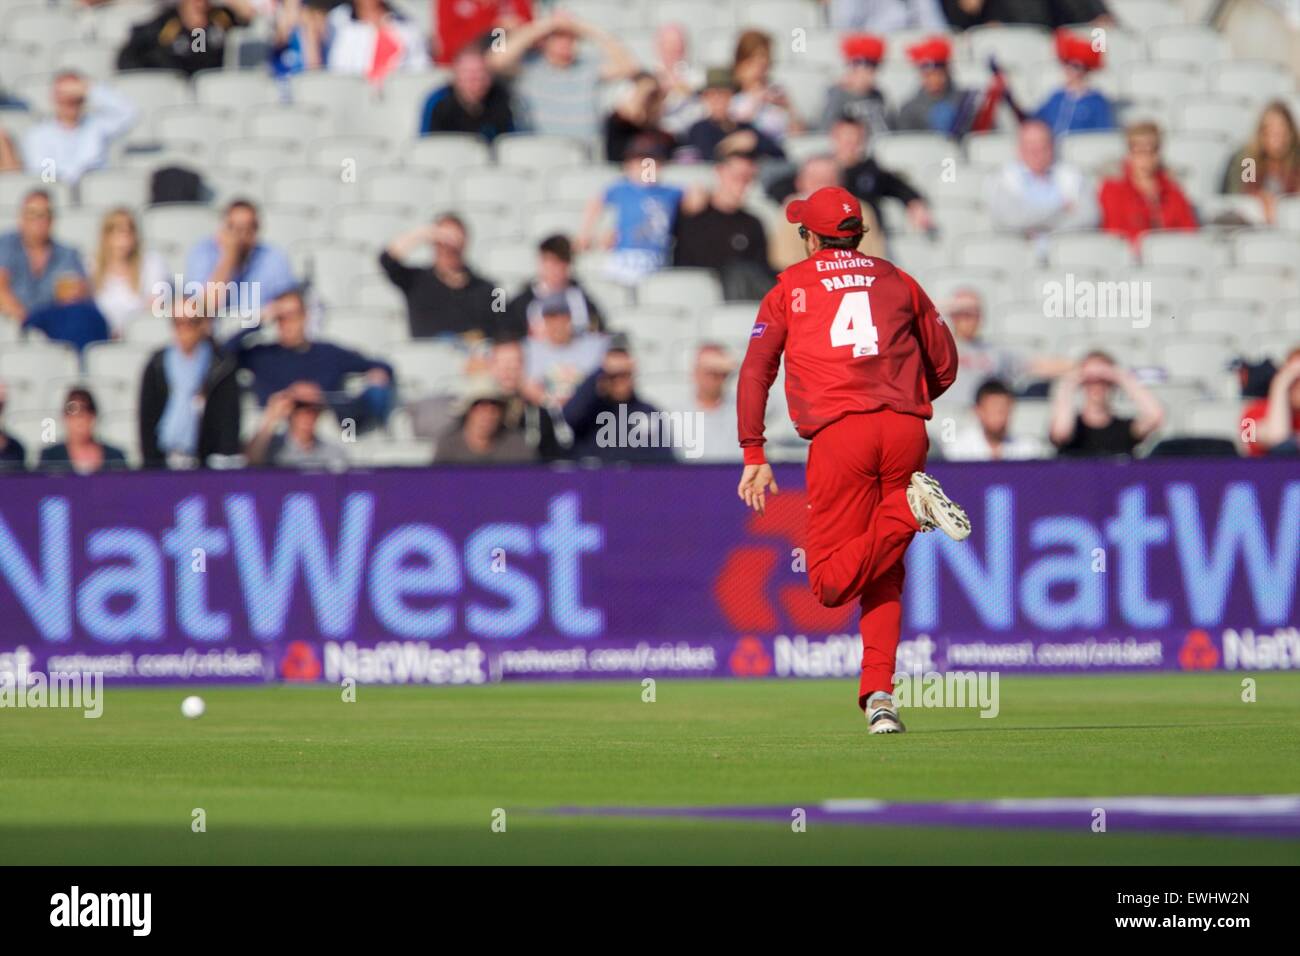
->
xmin=0 ymin=190 xmax=88 ymax=322
xmin=184 ymin=198 xmax=297 ymax=326
xmin=228 ymin=288 xmax=396 ymax=433
xmin=576 ymin=136 xmax=684 ymax=286
xmin=1034 ymin=29 xmax=1115 ymax=136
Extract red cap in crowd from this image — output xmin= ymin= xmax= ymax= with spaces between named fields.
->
xmin=841 ymin=33 xmax=885 ymax=65
xmin=786 ymin=186 xmax=863 ymax=238
xmin=1055 ymin=29 xmax=1104 ymax=70
xmin=906 ymin=36 xmax=951 ymax=67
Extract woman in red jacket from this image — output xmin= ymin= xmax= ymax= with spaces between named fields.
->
xmin=1099 ymin=120 xmax=1198 ymax=247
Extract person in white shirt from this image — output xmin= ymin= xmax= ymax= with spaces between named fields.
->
xmin=678 ymin=343 xmax=740 ymax=463
xmin=326 ymin=0 xmax=429 ymax=78
xmin=984 ymin=119 xmax=1097 ymax=244
xmin=946 ymin=379 xmax=1046 ymax=462
xmin=21 ymin=73 xmax=137 ymax=185
xmin=92 ymin=208 xmax=170 ymax=339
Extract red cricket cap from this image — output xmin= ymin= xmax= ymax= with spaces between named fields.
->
xmin=841 ymin=33 xmax=885 ymax=64
xmin=1055 ymin=29 xmax=1103 ymax=70
xmin=786 ymin=186 xmax=863 ymax=238
xmin=906 ymin=35 xmax=952 ymax=66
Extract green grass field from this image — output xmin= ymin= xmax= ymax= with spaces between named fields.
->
xmin=2 ymin=673 xmax=1298 ymax=865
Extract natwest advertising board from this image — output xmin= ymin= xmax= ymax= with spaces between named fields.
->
xmin=0 ymin=460 xmax=1295 ymax=683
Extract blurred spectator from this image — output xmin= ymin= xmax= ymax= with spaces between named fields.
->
xmin=652 ymin=24 xmax=704 ymax=136
xmin=730 ymin=30 xmax=801 ymax=142
xmin=1222 ymin=101 xmax=1300 ymax=226
xmin=823 ymin=34 xmax=891 ymax=137
xmin=184 ymin=199 xmax=297 ymax=320
xmin=231 ymin=289 xmax=395 ymax=431
xmin=829 ymin=0 xmax=947 ymax=31
xmin=0 ymin=382 xmax=27 ymax=473
xmin=522 ymin=298 xmax=608 ymax=406
xmin=577 ymin=137 xmax=683 ymax=285
xmin=488 ymin=11 xmax=638 ymax=140
xmin=433 ymin=0 xmax=533 ymax=65
xmin=895 ymin=36 xmax=967 ymax=133
xmin=1242 ymin=347 xmax=1300 ymax=457
xmin=0 ymin=127 xmax=24 ymax=172
xmin=769 ymin=155 xmax=882 ymax=267
xmin=20 ymin=73 xmax=137 ymax=185
xmin=985 ymin=119 xmax=1097 ymax=241
xmin=92 ymin=208 xmax=170 ymax=339
xmin=941 ymin=0 xmax=1112 ymax=29
xmin=605 ymin=73 xmax=675 ymax=164
xmin=1099 ymin=121 xmax=1197 ymax=247
xmin=118 ymin=0 xmax=252 ymax=75
xmin=138 ymin=301 xmax=243 ymax=469
xmin=486 ymin=339 xmax=564 ymax=458
xmin=1049 ymin=351 xmax=1164 ymax=457
xmin=499 ymin=234 xmax=605 ymax=342
xmin=673 ymin=152 xmax=773 ymax=300
xmin=0 ymin=190 xmax=87 ymax=323
xmin=270 ymin=0 xmax=335 ymax=77
xmin=679 ymin=343 xmax=739 ymax=463
xmin=942 ymin=287 xmax=1069 ymax=409
xmin=381 ymin=214 xmax=498 ymax=339
xmin=23 ymin=280 xmax=109 ymax=355
xmin=1034 ymin=30 xmax=1115 ymax=135
xmin=683 ymin=67 xmax=786 ymax=163
xmin=326 ymin=0 xmax=430 ymax=79
xmin=434 ymin=380 xmax=536 ymax=463
xmin=38 ymin=386 xmax=128 ymax=474
xmin=420 ymin=47 xmax=515 ymax=141
xmin=562 ymin=346 xmax=675 ymax=462
xmin=946 ymin=379 xmax=1046 ymax=461
xmin=245 ymin=380 xmax=349 ymax=469
xmin=831 ymin=116 xmax=934 ymax=238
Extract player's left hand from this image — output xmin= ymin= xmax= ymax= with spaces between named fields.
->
xmin=737 ymin=464 xmax=779 ymax=514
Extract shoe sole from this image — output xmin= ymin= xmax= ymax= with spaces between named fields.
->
xmin=910 ymin=473 xmax=972 ymax=542
xmin=867 ymin=711 xmax=906 ymax=734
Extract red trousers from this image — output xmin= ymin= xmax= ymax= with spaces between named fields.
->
xmin=804 ymin=410 xmax=927 ymax=708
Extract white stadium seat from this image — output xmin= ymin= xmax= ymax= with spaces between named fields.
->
xmin=638 ymin=269 xmax=723 ymax=313
xmin=404 ymin=134 xmax=491 ymax=172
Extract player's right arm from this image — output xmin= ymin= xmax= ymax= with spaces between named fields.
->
xmin=736 ymin=284 xmax=787 ymax=512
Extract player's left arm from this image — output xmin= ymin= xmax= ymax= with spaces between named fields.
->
xmin=736 ymin=286 xmax=786 ymax=512
xmin=899 ymin=269 xmax=958 ymax=400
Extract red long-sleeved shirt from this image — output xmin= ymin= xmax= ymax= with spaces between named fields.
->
xmin=736 ymin=249 xmax=958 ymax=465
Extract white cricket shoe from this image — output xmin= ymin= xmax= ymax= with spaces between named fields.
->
xmin=865 ymin=692 xmax=905 ymax=734
xmin=907 ymin=472 xmax=972 ymax=541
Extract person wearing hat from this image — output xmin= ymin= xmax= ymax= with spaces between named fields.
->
xmin=735 ymin=185 xmax=969 ymax=734
xmin=683 ymin=67 xmax=786 ymax=163
xmin=1033 ymin=29 xmax=1115 ymax=135
xmin=434 ymin=378 xmax=535 ymax=464
xmin=822 ymin=34 xmax=891 ymax=138
xmin=522 ymin=296 xmax=608 ymax=406
xmin=895 ymin=36 xmax=969 ymax=133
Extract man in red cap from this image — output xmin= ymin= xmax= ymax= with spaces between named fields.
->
xmin=822 ymin=34 xmax=890 ymax=137
xmin=895 ymin=35 xmax=969 ymax=133
xmin=735 ymin=186 xmax=970 ymax=734
xmin=1034 ymin=29 xmax=1115 ymax=135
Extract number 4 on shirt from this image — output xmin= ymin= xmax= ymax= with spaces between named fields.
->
xmin=829 ymin=291 xmax=878 ymax=358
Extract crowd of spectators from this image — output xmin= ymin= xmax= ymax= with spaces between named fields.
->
xmin=0 ymin=0 xmax=1298 ymax=473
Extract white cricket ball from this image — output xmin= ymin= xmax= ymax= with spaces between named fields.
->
xmin=181 ymin=695 xmax=206 ymax=719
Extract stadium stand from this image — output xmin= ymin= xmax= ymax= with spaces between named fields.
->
xmin=0 ymin=0 xmax=1297 ymax=471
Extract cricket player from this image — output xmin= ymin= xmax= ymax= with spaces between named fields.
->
xmin=735 ymin=185 xmax=970 ymax=734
